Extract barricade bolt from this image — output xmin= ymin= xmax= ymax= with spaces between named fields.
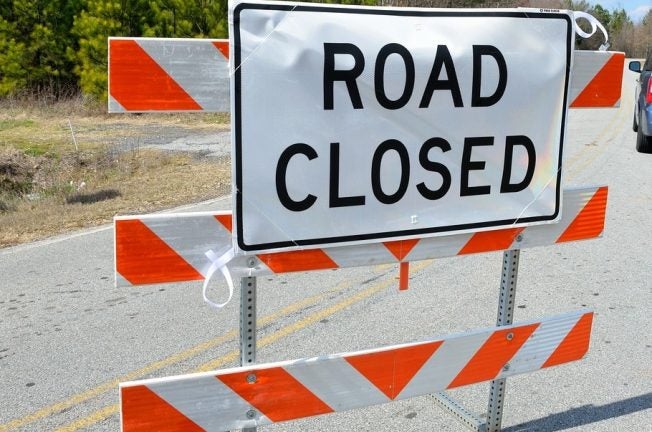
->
xmin=247 ymin=257 xmax=257 ymax=268
xmin=246 ymin=373 xmax=257 ymax=384
xmin=506 ymin=332 xmax=514 ymax=341
xmin=246 ymin=409 xmax=257 ymax=419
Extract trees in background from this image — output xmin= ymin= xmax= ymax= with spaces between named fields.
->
xmin=1 ymin=0 xmax=231 ymax=99
xmin=0 ymin=0 xmax=82 ymax=97
xmin=0 ymin=0 xmax=650 ymax=101
xmin=70 ymin=0 xmax=155 ymax=100
xmin=612 ymin=9 xmax=652 ymax=58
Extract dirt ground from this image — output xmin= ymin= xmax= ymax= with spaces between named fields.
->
xmin=0 ymin=109 xmax=232 ymax=247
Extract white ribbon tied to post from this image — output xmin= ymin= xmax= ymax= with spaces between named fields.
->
xmin=573 ymin=11 xmax=610 ymax=50
xmin=202 ymin=247 xmax=236 ymax=309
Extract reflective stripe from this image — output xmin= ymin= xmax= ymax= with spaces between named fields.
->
xmin=149 ymin=376 xmax=264 ymax=431
xmin=115 ymin=219 xmax=203 ymax=285
xmin=137 ymin=39 xmax=229 ymax=112
xmin=447 ymin=325 xmax=538 ymax=388
xmin=120 ymin=311 xmax=593 ymax=431
xmin=109 ymin=39 xmax=201 ymax=111
xmin=218 ymin=367 xmax=333 ymax=422
xmin=287 ymin=357 xmax=388 ymax=411
xmin=557 ymin=187 xmax=608 ymax=243
xmin=109 ymin=38 xmax=623 ymax=112
xmin=502 ymin=312 xmax=582 ymax=376
xmin=400 ymin=331 xmax=489 ymax=397
xmin=458 ymin=228 xmax=524 ymax=255
xmin=115 ymin=186 xmax=608 ymax=287
xmin=570 ymin=51 xmax=624 ymax=108
xmin=142 ymin=215 xmax=229 ymax=278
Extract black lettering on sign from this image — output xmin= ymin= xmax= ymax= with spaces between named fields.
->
xmin=461 ymin=137 xmax=493 ymax=196
xmin=417 ymin=137 xmax=452 ymax=200
xmin=500 ymin=135 xmax=536 ymax=193
xmin=323 ymin=43 xmax=365 ymax=110
xmin=471 ymin=45 xmax=507 ymax=107
xmin=371 ymin=139 xmax=410 ymax=204
xmin=374 ymin=43 xmax=415 ymax=110
xmin=276 ymin=143 xmax=318 ymax=211
xmin=324 ymin=43 xmax=509 ymax=110
xmin=329 ymin=142 xmax=366 ymax=208
xmin=275 ymin=134 xmax=536 ymax=212
xmin=420 ymin=45 xmax=463 ymax=108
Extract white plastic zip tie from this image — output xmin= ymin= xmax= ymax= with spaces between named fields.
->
xmin=202 ymin=248 xmax=236 ymax=309
xmin=573 ymin=11 xmax=609 ymax=50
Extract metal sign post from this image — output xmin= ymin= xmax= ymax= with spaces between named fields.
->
xmin=429 ymin=250 xmax=521 ymax=432
xmin=239 ymin=276 xmax=257 ymax=367
xmin=240 ymin=276 xmax=257 ymax=432
xmin=486 ymin=250 xmax=520 ymax=432
xmin=115 ymin=189 xmax=608 ymax=432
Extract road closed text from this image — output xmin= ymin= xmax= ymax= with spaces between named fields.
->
xmin=275 ymin=41 xmax=534 ymax=212
xmin=232 ymin=3 xmax=571 ymax=251
xmin=323 ymin=43 xmax=507 ymax=110
xmin=276 ymin=136 xmax=535 ymax=211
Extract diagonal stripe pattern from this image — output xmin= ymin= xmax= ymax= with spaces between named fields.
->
xmin=108 ymin=38 xmax=623 ymax=112
xmin=114 ymin=186 xmax=608 ymax=287
xmin=109 ymin=39 xmax=202 ymax=111
xmin=120 ymin=310 xmax=593 ymax=431
xmin=108 ymin=37 xmax=230 ymax=113
xmin=570 ymin=51 xmax=625 ymax=108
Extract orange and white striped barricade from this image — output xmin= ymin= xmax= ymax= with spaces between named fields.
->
xmin=114 ymin=186 xmax=607 ymax=287
xmin=110 ymin=6 xmax=620 ymax=432
xmin=114 ymin=188 xmax=607 ymax=432
xmin=108 ymin=37 xmax=623 ymax=113
xmin=570 ymin=50 xmax=625 ymax=108
xmin=120 ymin=310 xmax=593 ymax=431
xmin=108 ymin=38 xmax=229 ymax=112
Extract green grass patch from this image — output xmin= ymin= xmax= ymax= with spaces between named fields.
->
xmin=0 ymin=119 xmax=35 ymax=131
xmin=22 ymin=144 xmax=53 ymax=157
xmin=0 ymin=135 xmax=66 ymax=158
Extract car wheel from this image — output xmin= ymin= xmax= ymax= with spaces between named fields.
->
xmin=636 ymin=123 xmax=652 ymax=153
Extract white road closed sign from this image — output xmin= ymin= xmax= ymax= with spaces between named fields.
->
xmin=230 ymin=2 xmax=573 ymax=252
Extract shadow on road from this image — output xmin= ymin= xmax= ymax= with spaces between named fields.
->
xmin=504 ymin=392 xmax=652 ymax=432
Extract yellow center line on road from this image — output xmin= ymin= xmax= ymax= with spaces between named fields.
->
xmin=0 ymin=286 xmax=344 ymax=432
xmin=52 ymin=260 xmax=433 ymax=432
xmin=53 ymin=405 xmax=120 ymax=432
xmin=197 ymin=262 xmax=431 ymax=372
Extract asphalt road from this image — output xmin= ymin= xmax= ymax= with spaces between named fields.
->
xmin=1 ymin=68 xmax=650 ymax=432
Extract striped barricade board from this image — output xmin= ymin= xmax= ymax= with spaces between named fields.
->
xmin=111 ymin=8 xmax=617 ymax=431
xmin=114 ymin=185 xmax=607 ymax=287
xmin=108 ymin=38 xmax=229 ymax=113
xmin=120 ymin=310 xmax=593 ymax=431
xmin=108 ymin=37 xmax=624 ymax=112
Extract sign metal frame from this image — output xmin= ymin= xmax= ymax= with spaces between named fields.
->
xmin=232 ymin=4 xmax=574 ymax=252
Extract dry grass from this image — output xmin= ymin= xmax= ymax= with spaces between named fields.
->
xmin=0 ymin=99 xmax=231 ymax=248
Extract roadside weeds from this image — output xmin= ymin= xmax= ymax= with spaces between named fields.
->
xmin=0 ymin=102 xmax=231 ymax=248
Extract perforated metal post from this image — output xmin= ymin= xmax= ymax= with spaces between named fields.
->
xmin=240 ymin=276 xmax=257 ymax=365
xmin=240 ymin=275 xmax=257 ymax=432
xmin=430 ymin=392 xmax=485 ymax=431
xmin=486 ymin=249 xmax=520 ymax=432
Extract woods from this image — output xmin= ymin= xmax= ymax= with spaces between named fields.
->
xmin=0 ymin=0 xmax=650 ymax=102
